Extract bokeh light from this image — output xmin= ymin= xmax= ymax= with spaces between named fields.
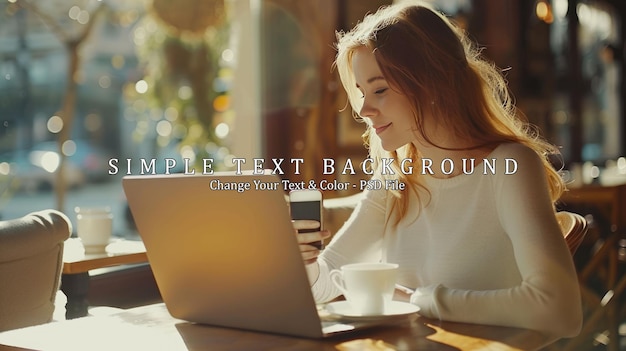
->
xmin=180 ymin=145 xmax=196 ymax=162
xmin=98 ymin=75 xmax=111 ymax=88
xmin=188 ymin=124 xmax=203 ymax=140
xmin=134 ymin=27 xmax=147 ymax=46
xmin=62 ymin=140 xmax=77 ymax=157
xmin=221 ymin=49 xmax=234 ymax=63
xmin=47 ymin=115 xmax=64 ymax=134
xmin=84 ymin=113 xmax=103 ymax=132
xmin=68 ymin=6 xmax=81 ymax=20
xmin=77 ymin=10 xmax=90 ymax=24
xmin=205 ymin=142 xmax=218 ymax=155
xmin=178 ymin=86 xmax=193 ymax=100
xmin=135 ymin=80 xmax=148 ymax=94
xmin=164 ymin=107 xmax=178 ymax=121
xmin=216 ymin=147 xmax=229 ymax=159
xmin=213 ymin=95 xmax=229 ymax=112
xmin=212 ymin=78 xmax=229 ymax=93
xmin=30 ymin=151 xmax=60 ymax=173
xmin=0 ymin=162 xmax=10 ymax=176
xmin=111 ymin=55 xmax=125 ymax=69
xmin=215 ymin=122 xmax=229 ymax=139
xmin=156 ymin=120 xmax=173 ymax=137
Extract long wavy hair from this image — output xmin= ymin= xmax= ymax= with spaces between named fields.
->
xmin=335 ymin=1 xmax=565 ymax=224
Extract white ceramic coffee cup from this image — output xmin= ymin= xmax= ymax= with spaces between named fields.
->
xmin=330 ymin=262 xmax=398 ymax=316
xmin=75 ymin=206 xmax=113 ymax=253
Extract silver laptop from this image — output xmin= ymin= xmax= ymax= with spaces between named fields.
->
xmin=122 ymin=172 xmax=398 ymax=338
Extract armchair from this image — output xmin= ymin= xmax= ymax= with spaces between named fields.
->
xmin=0 ymin=210 xmax=72 ymax=331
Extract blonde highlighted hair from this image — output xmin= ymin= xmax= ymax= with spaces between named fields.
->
xmin=335 ymin=1 xmax=565 ymax=223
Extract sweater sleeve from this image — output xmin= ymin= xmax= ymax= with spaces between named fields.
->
xmin=411 ymin=144 xmax=583 ymax=338
xmin=311 ymin=184 xmax=388 ymax=302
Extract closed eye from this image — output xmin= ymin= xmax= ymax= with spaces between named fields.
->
xmin=360 ymin=88 xmax=388 ymax=99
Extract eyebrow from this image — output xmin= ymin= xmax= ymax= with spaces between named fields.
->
xmin=355 ymin=76 xmax=386 ymax=88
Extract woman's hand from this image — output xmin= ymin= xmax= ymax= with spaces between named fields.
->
xmin=292 ymin=220 xmax=331 ymax=265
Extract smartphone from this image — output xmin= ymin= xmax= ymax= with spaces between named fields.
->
xmin=289 ymin=189 xmax=323 ymax=250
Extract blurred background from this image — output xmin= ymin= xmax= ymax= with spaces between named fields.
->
xmin=0 ymin=0 xmax=624 ymax=234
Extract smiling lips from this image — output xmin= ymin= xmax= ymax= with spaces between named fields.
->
xmin=374 ymin=123 xmax=391 ymax=134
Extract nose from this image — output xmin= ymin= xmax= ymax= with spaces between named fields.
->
xmin=359 ymin=97 xmax=377 ymax=118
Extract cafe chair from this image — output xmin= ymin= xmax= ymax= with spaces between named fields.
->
xmin=548 ymin=212 xmax=626 ymax=351
xmin=553 ymin=232 xmax=626 ymax=351
xmin=556 ymin=211 xmax=588 ymax=256
xmin=0 ymin=209 xmax=71 ymax=332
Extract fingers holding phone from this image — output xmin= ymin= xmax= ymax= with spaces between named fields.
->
xmin=289 ymin=190 xmax=324 ymax=249
xmin=290 ymin=190 xmax=328 ymax=265
xmin=293 ymin=221 xmax=330 ymax=265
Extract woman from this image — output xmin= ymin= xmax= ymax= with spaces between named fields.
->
xmin=296 ymin=1 xmax=582 ymax=338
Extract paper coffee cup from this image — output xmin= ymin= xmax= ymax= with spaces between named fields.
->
xmin=75 ymin=206 xmax=113 ymax=253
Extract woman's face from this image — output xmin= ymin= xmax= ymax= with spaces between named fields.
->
xmin=351 ymin=46 xmax=421 ymax=151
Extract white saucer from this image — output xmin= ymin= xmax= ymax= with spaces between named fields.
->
xmin=324 ymin=301 xmax=419 ymax=322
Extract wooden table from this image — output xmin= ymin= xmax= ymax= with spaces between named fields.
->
xmin=0 ymin=303 xmax=553 ymax=351
xmin=61 ymin=238 xmax=148 ymax=319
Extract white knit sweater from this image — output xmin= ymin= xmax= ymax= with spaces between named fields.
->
xmin=312 ymin=143 xmax=582 ymax=338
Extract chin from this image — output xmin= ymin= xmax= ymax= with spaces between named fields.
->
xmin=381 ymin=143 xmax=402 ymax=152
xmin=380 ymin=139 xmax=412 ymax=152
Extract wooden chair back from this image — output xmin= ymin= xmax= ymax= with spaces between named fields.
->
xmin=556 ymin=211 xmax=588 ymax=255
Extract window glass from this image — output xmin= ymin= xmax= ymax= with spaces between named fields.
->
xmin=551 ymin=0 xmax=622 ymax=163
xmin=1 ymin=0 xmax=242 ymax=234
